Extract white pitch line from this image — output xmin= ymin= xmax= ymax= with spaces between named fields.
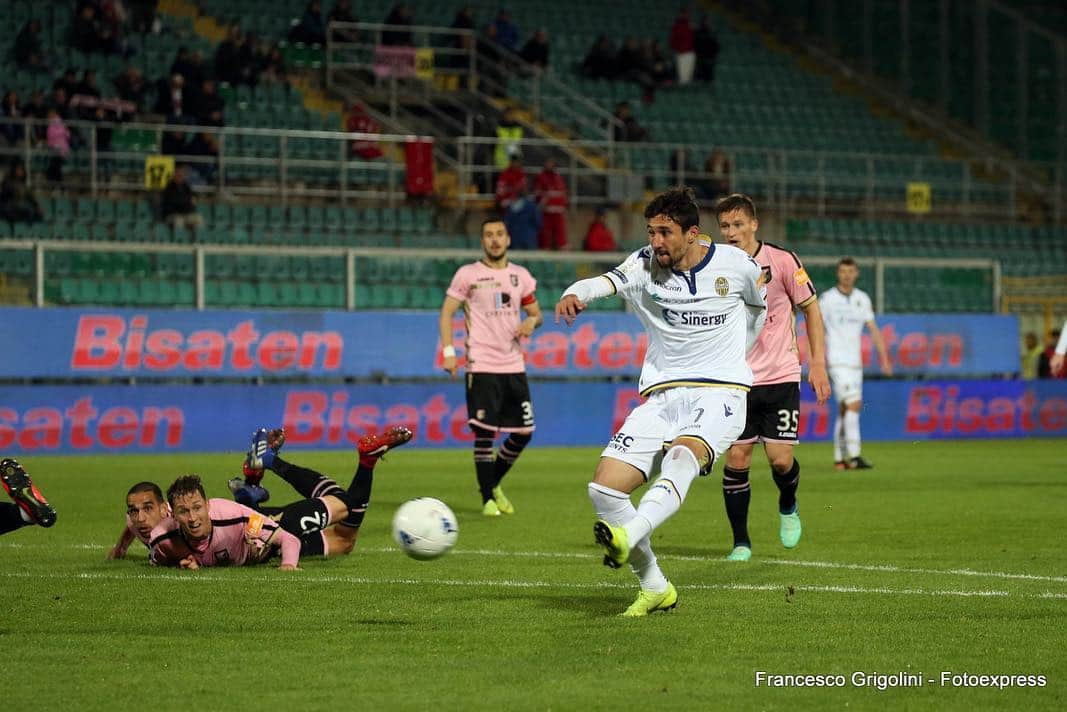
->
xmin=3 ymin=541 xmax=1065 ymax=585
xmin=0 ymin=569 xmax=1028 ymax=599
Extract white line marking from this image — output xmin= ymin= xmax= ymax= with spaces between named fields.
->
xmin=3 ymin=541 xmax=1065 ymax=584
xmin=0 ymin=569 xmax=1027 ymax=599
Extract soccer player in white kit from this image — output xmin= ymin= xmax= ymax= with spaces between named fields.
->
xmin=556 ymin=188 xmax=767 ymax=616
xmin=818 ymin=257 xmax=893 ymax=469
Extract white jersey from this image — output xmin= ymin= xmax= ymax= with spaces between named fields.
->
xmin=819 ymin=286 xmax=875 ymax=369
xmin=596 ymin=244 xmax=765 ymax=397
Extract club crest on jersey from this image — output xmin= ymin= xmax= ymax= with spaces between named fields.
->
xmin=715 ymin=276 xmax=729 ymax=296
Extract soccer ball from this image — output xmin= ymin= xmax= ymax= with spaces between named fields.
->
xmin=391 ymin=498 xmax=458 ymax=561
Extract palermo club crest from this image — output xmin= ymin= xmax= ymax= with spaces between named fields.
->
xmin=715 ymin=276 xmax=729 ymax=296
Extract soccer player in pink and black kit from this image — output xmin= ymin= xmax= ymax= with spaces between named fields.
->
xmin=437 ymin=218 xmax=543 ymax=516
xmin=716 ymin=194 xmax=831 ymax=561
xmin=107 ymin=482 xmax=171 ymax=559
xmin=149 ymin=425 xmax=411 ymax=568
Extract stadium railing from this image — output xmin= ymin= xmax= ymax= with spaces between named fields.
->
xmin=0 ymin=239 xmax=1000 ymax=314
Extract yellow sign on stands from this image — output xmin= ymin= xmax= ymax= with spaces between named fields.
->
xmin=906 ymin=181 xmax=931 ymax=214
xmin=414 ymin=48 xmax=434 ymax=80
xmin=144 ymin=155 xmax=175 ymax=191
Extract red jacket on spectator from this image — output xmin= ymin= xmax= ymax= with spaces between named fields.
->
xmin=495 ymin=163 xmax=527 ymax=210
xmin=670 ymin=16 xmax=694 ymax=54
xmin=347 ymin=104 xmax=384 ymax=160
xmin=584 ymin=215 xmax=616 ymax=251
xmin=534 ymin=164 xmax=568 ymax=213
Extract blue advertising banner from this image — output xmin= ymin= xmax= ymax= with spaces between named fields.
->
xmin=0 ymin=307 xmax=1020 ymax=379
xmin=0 ymin=379 xmax=1063 ymax=455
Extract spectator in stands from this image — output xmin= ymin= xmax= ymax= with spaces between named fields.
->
xmin=446 ymin=6 xmax=476 ymax=79
xmin=258 ymin=44 xmax=288 ymax=82
xmin=695 ymin=148 xmax=731 ymax=201
xmin=191 ymin=79 xmax=225 ymax=127
xmin=534 ymin=158 xmax=568 ymax=250
xmin=503 ymin=185 xmax=542 ymax=250
xmin=161 ymin=128 xmax=187 ymax=156
xmin=185 ymin=131 xmax=219 ymax=184
xmin=615 ymin=37 xmax=656 ymax=102
xmin=491 ymin=10 xmax=519 ymax=53
xmin=25 ymin=90 xmax=48 ymax=142
xmin=1021 ymin=332 xmax=1043 ymax=380
xmin=519 ymin=29 xmax=550 ymax=70
xmin=669 ymin=7 xmax=695 ymax=85
xmin=58 ymin=69 xmax=80 ymax=100
xmin=154 ymin=74 xmax=187 ymax=121
xmin=72 ymin=4 xmax=103 ymax=54
xmin=98 ymin=0 xmax=130 ymax=56
xmin=45 ymin=108 xmax=70 ymax=183
xmin=478 ymin=22 xmax=507 ymax=96
xmin=238 ymin=32 xmax=262 ymax=86
xmin=347 ymin=102 xmax=384 ymax=160
xmin=128 ymin=0 xmax=160 ymax=35
xmin=382 ymin=4 xmax=414 ymax=46
xmin=328 ymin=0 xmax=357 ymax=29
xmin=583 ymin=207 xmax=617 ymax=252
xmin=0 ymin=92 xmax=23 ymax=147
xmin=114 ymin=67 xmax=148 ymax=111
xmin=292 ymin=0 xmax=327 ymax=45
xmin=494 ymin=108 xmax=523 ymax=171
xmin=495 ymin=153 xmax=527 ymax=212
xmin=50 ymin=84 xmax=71 ymax=120
xmin=693 ymin=14 xmax=720 ymax=83
xmin=160 ymin=165 xmax=204 ymax=230
xmin=1037 ymin=329 xmax=1065 ymax=379
xmin=612 ymin=101 xmax=649 ymax=142
xmin=641 ymin=39 xmax=674 ymax=87
xmin=580 ymin=36 xmax=616 ymax=80
xmin=1 ymin=161 xmax=43 ymax=224
xmin=171 ymin=47 xmax=195 ymax=83
xmin=76 ymin=69 xmax=102 ymax=102
xmin=215 ymin=24 xmax=243 ymax=85
xmin=14 ymin=19 xmax=49 ymax=73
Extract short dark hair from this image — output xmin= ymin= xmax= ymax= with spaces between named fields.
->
xmin=715 ymin=193 xmax=757 ymax=220
xmin=167 ymin=475 xmax=206 ymax=505
xmin=644 ymin=186 xmax=700 ymax=232
xmin=127 ymin=481 xmax=164 ymax=503
xmin=481 ymin=217 xmax=505 ymax=232
xmin=837 ymin=257 xmax=859 ymax=269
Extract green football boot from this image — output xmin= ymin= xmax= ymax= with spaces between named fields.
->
xmin=492 ymin=486 xmax=514 ymax=515
xmin=779 ymin=510 xmax=802 ymax=548
xmin=593 ymin=519 xmax=630 ymax=569
xmin=621 ymin=583 xmax=678 ymax=617
xmin=726 ymin=545 xmax=752 ymax=562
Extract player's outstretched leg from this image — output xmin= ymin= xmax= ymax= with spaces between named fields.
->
xmin=1 ymin=459 xmax=56 ymax=529
xmin=336 ymin=426 xmax=413 ymax=533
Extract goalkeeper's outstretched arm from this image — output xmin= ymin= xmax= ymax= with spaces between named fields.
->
xmin=555 ymin=275 xmax=616 ymax=325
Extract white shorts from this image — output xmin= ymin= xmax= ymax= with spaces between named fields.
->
xmin=601 ymin=387 xmax=748 ymax=480
xmin=829 ymin=366 xmax=863 ymax=405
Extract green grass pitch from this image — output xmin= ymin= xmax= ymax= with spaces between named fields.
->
xmin=2 ymin=439 xmax=1065 ymax=711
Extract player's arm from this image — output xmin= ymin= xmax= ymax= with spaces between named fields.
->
xmin=437 ymin=294 xmax=464 ymax=378
xmin=866 ymin=319 xmax=893 ymax=375
xmin=265 ymin=526 xmax=302 ymax=570
xmin=106 ymin=524 xmax=136 ymax=560
xmin=742 ymin=257 xmax=768 ymax=351
xmin=516 ymin=298 xmax=544 ymax=338
xmin=798 ymin=297 xmax=831 ymax=404
xmin=556 ymin=252 xmax=641 ymax=325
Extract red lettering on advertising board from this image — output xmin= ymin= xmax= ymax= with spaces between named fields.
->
xmin=0 ymin=397 xmax=184 ymax=450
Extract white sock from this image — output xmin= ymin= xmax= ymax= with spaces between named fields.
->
xmin=843 ymin=409 xmax=861 ymax=459
xmin=832 ymin=412 xmax=844 ymax=461
xmin=625 ymin=445 xmax=700 ymax=548
xmin=588 ymin=482 xmax=668 ymax=591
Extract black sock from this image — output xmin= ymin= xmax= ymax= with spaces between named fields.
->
xmin=271 ymin=456 xmax=345 ymax=500
xmin=473 ymin=427 xmax=496 ymax=502
xmin=773 ymin=458 xmax=800 ymax=514
xmin=722 ymin=466 xmax=751 ymax=548
xmin=340 ymin=464 xmax=374 ymax=529
xmin=493 ymin=433 xmax=531 ymax=487
xmin=0 ymin=502 xmax=27 ymax=535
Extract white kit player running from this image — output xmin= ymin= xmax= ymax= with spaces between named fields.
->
xmin=556 ymin=187 xmax=767 ymax=616
xmin=818 ymin=257 xmax=893 ymax=469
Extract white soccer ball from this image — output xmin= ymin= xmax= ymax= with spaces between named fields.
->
xmin=391 ymin=497 xmax=458 ymax=560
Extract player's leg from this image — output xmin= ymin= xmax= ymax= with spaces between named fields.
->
xmin=723 ymin=443 xmax=754 ymax=560
xmin=762 ymin=383 xmax=802 ymax=548
xmin=466 ymin=373 xmax=499 ymax=514
xmin=0 ymin=458 xmax=57 ymax=530
xmin=332 ymin=425 xmax=414 ymax=546
xmin=488 ymin=374 xmax=536 ymax=514
xmin=829 ymin=368 xmax=847 ymax=468
xmin=840 ymin=371 xmax=871 ymax=468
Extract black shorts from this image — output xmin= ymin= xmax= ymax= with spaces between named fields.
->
xmin=736 ymin=382 xmax=800 ymax=444
xmin=466 ymin=372 xmax=535 ymax=434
